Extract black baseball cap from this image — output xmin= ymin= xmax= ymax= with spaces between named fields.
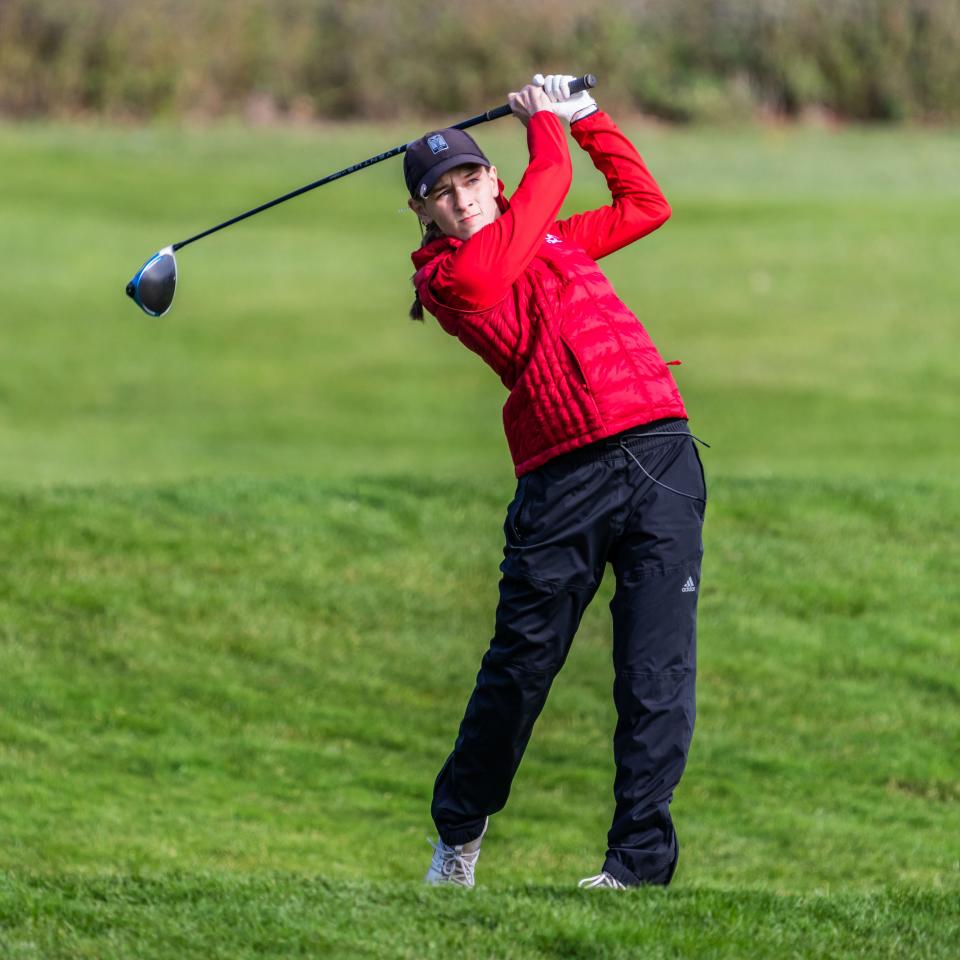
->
xmin=404 ymin=127 xmax=491 ymax=200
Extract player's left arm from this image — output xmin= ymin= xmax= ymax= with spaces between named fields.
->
xmin=554 ymin=110 xmax=672 ymax=260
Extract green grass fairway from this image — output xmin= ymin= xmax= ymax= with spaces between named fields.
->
xmin=3 ymin=876 xmax=957 ymax=960
xmin=1 ymin=120 xmax=958 ymax=957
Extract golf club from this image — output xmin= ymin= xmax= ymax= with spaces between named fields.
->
xmin=125 ymin=74 xmax=597 ymax=317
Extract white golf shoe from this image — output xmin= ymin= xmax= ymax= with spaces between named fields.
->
xmin=424 ymin=817 xmax=489 ymax=887
xmin=578 ymin=870 xmax=627 ymax=890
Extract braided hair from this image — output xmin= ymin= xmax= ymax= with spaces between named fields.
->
xmin=409 ymin=220 xmax=444 ymax=321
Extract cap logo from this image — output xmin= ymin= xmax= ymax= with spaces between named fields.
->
xmin=427 ymin=134 xmax=449 ymax=155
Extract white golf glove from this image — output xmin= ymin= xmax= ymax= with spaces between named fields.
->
xmin=532 ymin=73 xmax=598 ymax=124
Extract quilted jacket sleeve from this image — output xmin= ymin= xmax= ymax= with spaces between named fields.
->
xmin=554 ymin=111 xmax=671 ymax=260
xmin=425 ymin=111 xmax=573 ymax=312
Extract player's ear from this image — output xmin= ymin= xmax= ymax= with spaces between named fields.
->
xmin=408 ymin=197 xmax=428 ymax=223
xmin=488 ymin=166 xmax=499 ymax=198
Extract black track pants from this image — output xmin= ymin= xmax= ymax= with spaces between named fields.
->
xmin=431 ymin=418 xmax=707 ymax=886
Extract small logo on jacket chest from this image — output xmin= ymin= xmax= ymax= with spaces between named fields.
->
xmin=544 ymin=234 xmax=562 ymax=245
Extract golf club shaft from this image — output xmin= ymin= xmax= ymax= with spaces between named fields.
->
xmin=171 ymin=74 xmax=597 ymax=253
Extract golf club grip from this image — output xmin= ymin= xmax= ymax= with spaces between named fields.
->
xmin=461 ymin=74 xmax=598 ymax=127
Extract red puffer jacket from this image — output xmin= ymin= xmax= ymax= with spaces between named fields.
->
xmin=411 ymin=110 xmax=687 ymax=477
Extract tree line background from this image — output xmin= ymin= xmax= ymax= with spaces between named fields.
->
xmin=2 ymin=0 xmax=959 ymax=123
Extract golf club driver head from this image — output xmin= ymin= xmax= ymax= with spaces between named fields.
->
xmin=126 ymin=246 xmax=177 ymax=317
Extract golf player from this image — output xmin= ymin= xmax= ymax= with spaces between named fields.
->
xmin=405 ymin=75 xmax=707 ymax=889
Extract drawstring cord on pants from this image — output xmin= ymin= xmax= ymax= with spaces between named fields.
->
xmin=617 ymin=432 xmax=711 ymax=503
